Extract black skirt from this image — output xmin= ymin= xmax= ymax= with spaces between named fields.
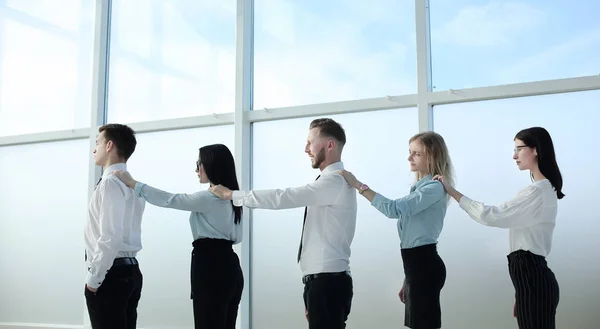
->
xmin=508 ymin=250 xmax=559 ymax=329
xmin=401 ymin=243 xmax=446 ymax=329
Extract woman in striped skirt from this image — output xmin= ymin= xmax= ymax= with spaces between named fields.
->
xmin=434 ymin=126 xmax=563 ymax=329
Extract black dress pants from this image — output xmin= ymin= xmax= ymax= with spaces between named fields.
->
xmin=302 ymin=272 xmax=353 ymax=329
xmin=85 ymin=260 xmax=143 ymax=329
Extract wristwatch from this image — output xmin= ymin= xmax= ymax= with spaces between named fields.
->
xmin=357 ymin=183 xmax=369 ymax=194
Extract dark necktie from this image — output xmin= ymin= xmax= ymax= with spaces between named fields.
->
xmin=94 ymin=177 xmax=102 ymax=190
xmin=297 ymin=175 xmax=320 ymax=262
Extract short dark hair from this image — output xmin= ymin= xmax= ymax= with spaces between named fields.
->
xmin=199 ymin=144 xmax=243 ymax=224
xmin=515 ymin=127 xmax=565 ymax=199
xmin=309 ymin=118 xmax=346 ymax=147
xmin=98 ymin=123 xmax=137 ymax=161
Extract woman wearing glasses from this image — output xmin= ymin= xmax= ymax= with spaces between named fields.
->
xmin=434 ymin=127 xmax=563 ymax=329
xmin=113 ymin=144 xmax=243 ymax=329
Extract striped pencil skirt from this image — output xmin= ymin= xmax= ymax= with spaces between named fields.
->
xmin=508 ymin=250 xmax=559 ymax=329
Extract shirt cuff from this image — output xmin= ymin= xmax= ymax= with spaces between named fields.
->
xmin=458 ymin=195 xmax=473 ymax=210
xmin=85 ymin=271 xmax=104 ymax=289
xmin=134 ymin=182 xmax=146 ymax=197
xmin=231 ymin=190 xmax=245 ymax=207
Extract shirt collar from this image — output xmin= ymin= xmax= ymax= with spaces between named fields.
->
xmin=413 ymin=174 xmax=433 ymax=187
xmin=320 ymin=161 xmax=344 ymax=176
xmin=102 ymin=163 xmax=127 ymax=178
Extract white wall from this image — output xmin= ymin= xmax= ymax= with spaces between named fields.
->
xmin=0 ymin=139 xmax=89 ymax=326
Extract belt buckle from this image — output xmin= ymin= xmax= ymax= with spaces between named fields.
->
xmin=302 ymin=274 xmax=313 ymax=285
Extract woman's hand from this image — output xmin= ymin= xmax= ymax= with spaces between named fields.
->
xmin=209 ymin=184 xmax=233 ymax=200
xmin=339 ymin=170 xmax=361 ymax=189
xmin=432 ymin=175 xmax=454 ymax=193
xmin=112 ymin=170 xmax=137 ymax=189
xmin=433 ymin=175 xmax=463 ymax=202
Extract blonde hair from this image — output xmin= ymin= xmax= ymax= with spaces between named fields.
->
xmin=409 ymin=132 xmax=455 ymax=196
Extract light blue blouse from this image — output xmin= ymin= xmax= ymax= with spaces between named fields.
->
xmin=134 ymin=182 xmax=242 ymax=244
xmin=371 ymin=175 xmax=447 ymax=249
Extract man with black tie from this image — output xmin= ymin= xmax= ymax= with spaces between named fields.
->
xmin=210 ymin=118 xmax=357 ymax=329
xmin=84 ymin=123 xmax=146 ymax=329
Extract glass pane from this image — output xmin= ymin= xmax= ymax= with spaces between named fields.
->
xmin=107 ymin=0 xmax=236 ymax=123
xmin=431 ymin=0 xmax=600 ymax=90
xmin=252 ymin=108 xmax=418 ymax=329
xmin=253 ymin=0 xmax=416 ymax=110
xmin=433 ymin=90 xmax=600 ymax=329
xmin=0 ymin=139 xmax=90 ymax=324
xmin=124 ymin=125 xmax=238 ymax=328
xmin=0 ymin=0 xmax=95 ymax=136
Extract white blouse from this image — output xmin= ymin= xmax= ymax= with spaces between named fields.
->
xmin=459 ymin=179 xmax=558 ymax=257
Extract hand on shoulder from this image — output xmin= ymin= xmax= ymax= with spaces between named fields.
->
xmin=110 ymin=170 xmax=136 ymax=189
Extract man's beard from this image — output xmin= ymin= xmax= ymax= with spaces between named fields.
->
xmin=311 ymin=148 xmax=325 ymax=169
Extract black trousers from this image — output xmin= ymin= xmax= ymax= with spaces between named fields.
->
xmin=401 ymin=243 xmax=446 ymax=329
xmin=85 ymin=260 xmax=143 ymax=329
xmin=302 ymin=272 xmax=353 ymax=329
xmin=508 ymin=250 xmax=560 ymax=329
xmin=191 ymin=238 xmax=244 ymax=329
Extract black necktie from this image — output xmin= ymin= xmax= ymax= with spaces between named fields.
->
xmin=297 ymin=175 xmax=320 ymax=262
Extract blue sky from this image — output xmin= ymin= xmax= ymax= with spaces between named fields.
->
xmin=0 ymin=0 xmax=599 ymax=132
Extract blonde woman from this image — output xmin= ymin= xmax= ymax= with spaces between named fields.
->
xmin=340 ymin=131 xmax=453 ymax=329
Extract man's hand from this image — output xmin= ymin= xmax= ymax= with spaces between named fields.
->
xmin=399 ymin=279 xmax=406 ymax=303
xmin=111 ymin=170 xmax=137 ymax=189
xmin=86 ymin=284 xmax=97 ymax=293
xmin=209 ymin=184 xmax=233 ymax=200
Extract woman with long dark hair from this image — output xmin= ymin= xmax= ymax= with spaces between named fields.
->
xmin=113 ymin=144 xmax=243 ymax=329
xmin=434 ymin=127 xmax=563 ymax=329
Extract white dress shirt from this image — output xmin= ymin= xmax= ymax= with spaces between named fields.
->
xmin=459 ymin=179 xmax=558 ymax=257
xmin=84 ymin=163 xmax=146 ymax=288
xmin=232 ymin=162 xmax=357 ymax=276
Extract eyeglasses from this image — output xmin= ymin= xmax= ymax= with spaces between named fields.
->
xmin=196 ymin=160 xmax=201 ymax=170
xmin=513 ymin=145 xmax=529 ymax=153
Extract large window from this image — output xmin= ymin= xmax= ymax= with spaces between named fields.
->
xmin=252 ymin=108 xmax=418 ymax=329
xmin=124 ymin=125 xmax=236 ymax=328
xmin=0 ymin=139 xmax=90 ymax=324
xmin=430 ymin=0 xmax=600 ymax=90
xmin=433 ymin=90 xmax=600 ymax=329
xmin=253 ymin=0 xmax=416 ymax=110
xmin=0 ymin=0 xmax=95 ymax=136
xmin=107 ymin=0 xmax=236 ymax=123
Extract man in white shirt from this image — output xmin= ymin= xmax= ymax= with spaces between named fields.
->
xmin=84 ymin=123 xmax=146 ymax=329
xmin=210 ymin=118 xmax=357 ymax=329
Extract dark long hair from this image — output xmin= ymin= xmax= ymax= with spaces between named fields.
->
xmin=199 ymin=144 xmax=243 ymax=224
xmin=514 ymin=127 xmax=565 ymax=199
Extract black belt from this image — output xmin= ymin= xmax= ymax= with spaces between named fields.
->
xmin=87 ymin=257 xmax=138 ymax=271
xmin=113 ymin=257 xmax=138 ymax=266
xmin=302 ymin=271 xmax=350 ymax=284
